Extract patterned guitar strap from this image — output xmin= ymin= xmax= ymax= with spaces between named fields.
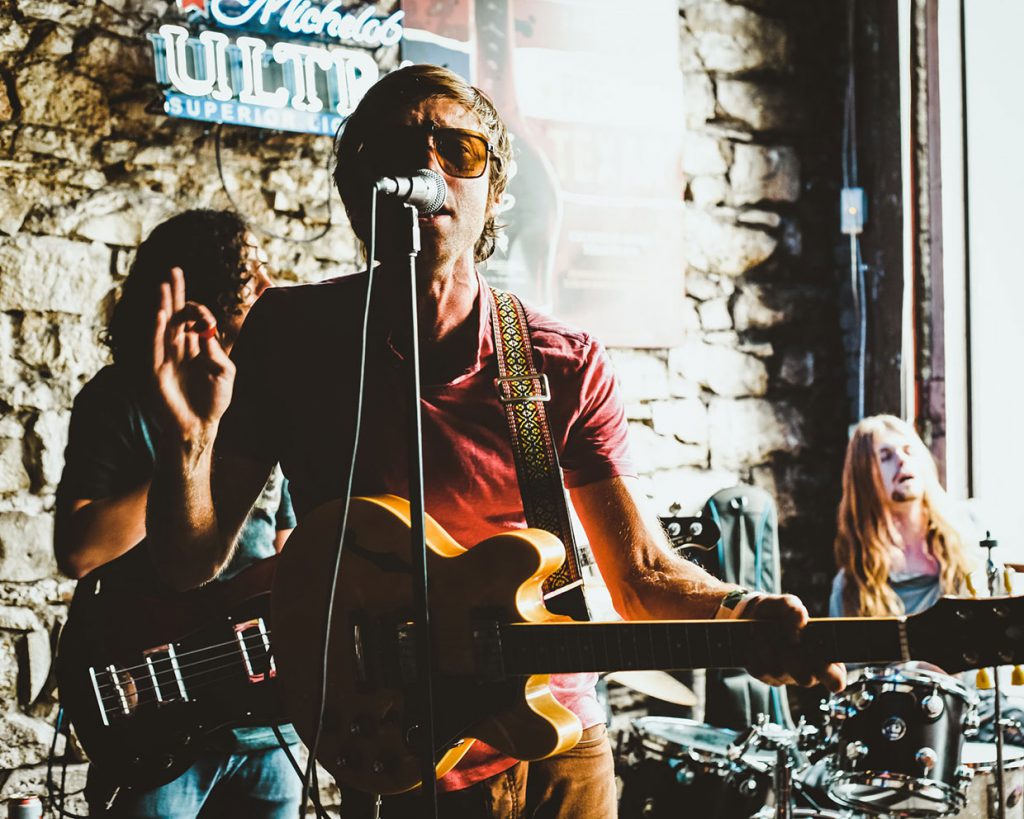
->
xmin=489 ymin=287 xmax=591 ymax=622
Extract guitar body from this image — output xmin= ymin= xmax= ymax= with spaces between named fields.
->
xmin=57 ymin=556 xmax=287 ymax=788
xmin=272 ymin=495 xmax=582 ymax=795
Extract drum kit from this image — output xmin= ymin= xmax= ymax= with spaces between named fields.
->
xmin=617 ymin=666 xmax=1023 ymax=819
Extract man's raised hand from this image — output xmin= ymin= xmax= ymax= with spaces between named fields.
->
xmin=152 ymin=266 xmax=235 ymax=445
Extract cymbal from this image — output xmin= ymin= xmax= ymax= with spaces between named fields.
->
xmin=604 ymin=670 xmax=697 ymax=706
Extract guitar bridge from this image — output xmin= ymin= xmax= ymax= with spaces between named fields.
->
xmin=233 ymin=618 xmax=275 ymax=683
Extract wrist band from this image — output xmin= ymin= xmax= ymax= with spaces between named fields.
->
xmin=715 ymin=588 xmax=760 ymax=620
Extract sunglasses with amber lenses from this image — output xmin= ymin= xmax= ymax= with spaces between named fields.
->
xmin=362 ymin=124 xmax=494 ymax=179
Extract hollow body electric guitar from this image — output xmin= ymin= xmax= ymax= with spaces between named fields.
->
xmin=56 ymin=556 xmax=287 ymax=788
xmin=271 ymin=495 xmax=1024 ymax=796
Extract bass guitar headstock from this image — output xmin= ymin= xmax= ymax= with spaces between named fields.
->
xmin=906 ymin=594 xmax=1024 ymax=674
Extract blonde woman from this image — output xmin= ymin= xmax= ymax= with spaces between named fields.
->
xmin=830 ymin=414 xmax=974 ymax=618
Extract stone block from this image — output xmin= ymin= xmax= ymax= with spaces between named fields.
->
xmin=641 ymin=466 xmax=740 ymax=515
xmin=681 ymin=133 xmax=730 ymax=177
xmin=17 ymin=63 xmax=110 ymax=136
xmin=730 ymin=144 xmax=800 ymax=205
xmin=688 ymin=175 xmax=728 ymax=207
xmin=0 ymin=512 xmax=57 ymax=581
xmin=670 ymin=339 xmax=768 ymax=398
xmin=737 ymin=209 xmax=783 ymax=229
xmin=17 ymin=0 xmax=96 ymax=24
xmin=0 ymin=711 xmax=61 ymax=768
xmin=28 ymin=410 xmax=70 ymax=490
xmin=681 ymin=72 xmax=716 ymax=128
xmin=687 ymin=3 xmax=791 ymax=74
xmin=707 ymin=398 xmax=806 ymax=470
xmin=13 ymin=125 xmax=95 ymax=165
xmin=0 ymin=235 xmax=114 ymax=313
xmin=628 ymin=422 xmax=707 ymax=472
xmin=0 ymin=17 xmax=30 ymax=53
xmin=732 ymin=285 xmax=791 ymax=330
xmin=717 ymin=80 xmax=800 ymax=133
xmin=16 ymin=313 xmax=59 ymax=369
xmin=606 ymin=349 xmax=670 ymax=402
xmin=625 ymin=402 xmax=652 ymax=421
xmin=668 ymin=372 xmax=700 ymax=399
xmin=0 ymin=606 xmax=42 ymax=631
xmin=55 ymin=318 xmax=108 ymax=379
xmin=698 ymin=297 xmax=732 ymax=331
xmin=36 ymin=23 xmax=75 ymax=55
xmin=0 ymin=438 xmax=30 ymax=495
xmin=0 ymin=633 xmax=18 ymax=706
xmin=18 ymin=628 xmax=51 ymax=704
xmin=651 ymin=398 xmax=708 ymax=446
xmin=0 ymin=188 xmax=32 ymax=235
xmin=686 ymin=269 xmax=735 ymax=302
xmin=76 ymin=212 xmax=145 ymax=247
xmin=682 ymin=207 xmax=777 ymax=277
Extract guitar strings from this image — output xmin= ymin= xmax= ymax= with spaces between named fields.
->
xmin=93 ymin=653 xmax=277 ymax=716
xmin=93 ymin=633 xmax=271 ymax=678
xmin=92 ymin=633 xmax=276 ymax=702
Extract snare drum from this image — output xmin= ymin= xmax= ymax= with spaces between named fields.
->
xmin=618 ymin=717 xmax=771 ymax=819
xmin=954 ymin=742 xmax=1024 ymax=819
xmin=824 ymin=666 xmax=979 ymax=816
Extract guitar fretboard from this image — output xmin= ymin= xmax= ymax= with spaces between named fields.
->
xmin=498 ymin=618 xmax=906 ymax=675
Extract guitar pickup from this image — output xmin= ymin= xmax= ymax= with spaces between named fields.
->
xmin=142 ymin=643 xmax=189 ymax=704
xmin=472 ymin=618 xmax=506 ymax=682
xmin=233 ymin=618 xmax=275 ymax=684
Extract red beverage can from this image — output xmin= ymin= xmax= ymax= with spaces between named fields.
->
xmin=7 ymin=796 xmax=42 ymax=819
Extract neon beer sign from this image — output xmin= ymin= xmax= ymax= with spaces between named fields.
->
xmin=148 ymin=0 xmax=403 ymax=135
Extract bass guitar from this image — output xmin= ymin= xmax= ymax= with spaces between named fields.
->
xmin=56 ymin=556 xmax=287 ymax=788
xmin=271 ymin=495 xmax=1024 ymax=796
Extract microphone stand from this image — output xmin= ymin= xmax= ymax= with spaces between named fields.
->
xmin=982 ymin=532 xmax=1006 ymax=819
xmin=397 ymin=202 xmax=440 ymax=819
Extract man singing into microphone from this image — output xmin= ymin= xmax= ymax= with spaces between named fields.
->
xmin=145 ymin=64 xmax=844 ymax=818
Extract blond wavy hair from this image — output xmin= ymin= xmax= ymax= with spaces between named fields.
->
xmin=834 ymin=415 xmax=973 ymax=616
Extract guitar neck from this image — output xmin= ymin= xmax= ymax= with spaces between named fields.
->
xmin=498 ymin=617 xmax=907 ymax=675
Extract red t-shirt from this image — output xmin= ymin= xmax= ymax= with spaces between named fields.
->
xmin=219 ymin=270 xmax=634 ymax=789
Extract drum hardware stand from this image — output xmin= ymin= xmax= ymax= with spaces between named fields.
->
xmin=982 ymin=531 xmax=1007 ymax=819
xmin=732 ymin=715 xmax=819 ymax=819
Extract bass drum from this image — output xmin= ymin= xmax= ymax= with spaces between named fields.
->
xmin=618 ymin=717 xmax=771 ymax=819
xmin=953 ymin=742 xmax=1024 ymax=819
xmin=824 ymin=666 xmax=978 ymax=816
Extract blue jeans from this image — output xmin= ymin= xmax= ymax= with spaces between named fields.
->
xmin=86 ymin=747 xmax=303 ymax=818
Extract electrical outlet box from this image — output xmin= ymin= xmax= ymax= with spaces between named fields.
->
xmin=841 ymin=187 xmax=866 ymax=235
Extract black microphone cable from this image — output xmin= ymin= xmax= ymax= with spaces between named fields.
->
xmin=300 ymin=185 xmax=380 ymax=819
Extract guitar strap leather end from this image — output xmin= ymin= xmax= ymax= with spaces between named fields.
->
xmin=489 ymin=287 xmax=591 ymax=622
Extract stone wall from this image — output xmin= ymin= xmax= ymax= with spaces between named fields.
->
xmin=0 ymin=0 xmax=849 ymax=809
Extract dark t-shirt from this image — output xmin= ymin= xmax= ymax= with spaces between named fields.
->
xmin=57 ymin=364 xmax=298 ymax=751
xmin=217 ymin=270 xmax=635 ymax=789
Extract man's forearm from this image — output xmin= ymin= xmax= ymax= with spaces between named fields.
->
xmin=147 ymin=429 xmax=234 ymax=591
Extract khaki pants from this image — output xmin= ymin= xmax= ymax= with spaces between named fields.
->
xmin=343 ymin=724 xmax=616 ymax=818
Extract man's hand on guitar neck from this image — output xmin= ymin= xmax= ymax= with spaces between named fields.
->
xmin=740 ymin=593 xmax=847 ymax=693
xmin=570 ymin=476 xmax=846 ymax=694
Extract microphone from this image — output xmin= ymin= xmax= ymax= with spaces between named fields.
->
xmin=374 ymin=169 xmax=447 ymax=215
